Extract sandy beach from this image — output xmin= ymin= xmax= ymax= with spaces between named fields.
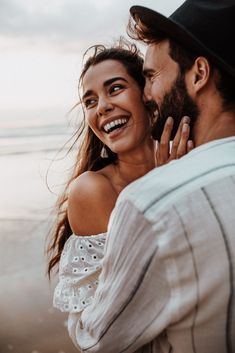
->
xmin=0 ymin=150 xmax=79 ymax=353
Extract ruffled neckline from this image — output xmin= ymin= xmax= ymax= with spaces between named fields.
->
xmin=70 ymin=232 xmax=107 ymax=239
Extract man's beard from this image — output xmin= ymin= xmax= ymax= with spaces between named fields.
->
xmin=152 ymin=72 xmax=199 ymax=141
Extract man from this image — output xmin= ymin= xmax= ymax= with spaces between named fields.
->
xmin=68 ymin=1 xmax=235 ymax=352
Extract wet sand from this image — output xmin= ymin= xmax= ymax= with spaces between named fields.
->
xmin=0 ymin=217 xmax=79 ymax=353
xmin=0 ymin=150 xmax=80 ymax=353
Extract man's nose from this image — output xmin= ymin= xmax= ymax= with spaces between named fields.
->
xmin=143 ymin=82 xmax=152 ymax=102
xmin=97 ymin=97 xmax=113 ymax=116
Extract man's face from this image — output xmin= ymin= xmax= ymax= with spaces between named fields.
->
xmin=143 ymin=40 xmax=199 ymax=140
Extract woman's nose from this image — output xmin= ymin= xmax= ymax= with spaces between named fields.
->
xmin=97 ymin=97 xmax=113 ymax=116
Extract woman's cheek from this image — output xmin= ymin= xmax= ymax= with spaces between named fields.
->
xmin=86 ymin=112 xmax=96 ymax=129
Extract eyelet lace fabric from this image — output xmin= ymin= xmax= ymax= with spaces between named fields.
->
xmin=53 ymin=233 xmax=106 ymax=313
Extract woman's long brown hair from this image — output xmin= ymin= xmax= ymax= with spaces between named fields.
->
xmin=47 ymin=40 xmax=145 ymax=277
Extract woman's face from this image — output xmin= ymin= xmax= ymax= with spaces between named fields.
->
xmin=82 ymin=59 xmax=151 ymax=155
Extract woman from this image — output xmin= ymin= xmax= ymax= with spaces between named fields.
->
xmin=48 ymin=41 xmax=192 ymax=315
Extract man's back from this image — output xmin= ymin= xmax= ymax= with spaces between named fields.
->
xmin=116 ymin=136 xmax=235 ymax=352
xmin=68 ymin=137 xmax=235 ymax=353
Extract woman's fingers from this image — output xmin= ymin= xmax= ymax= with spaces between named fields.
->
xmin=174 ymin=123 xmax=190 ymax=159
xmin=156 ymin=116 xmax=194 ymax=167
xmin=156 ymin=117 xmax=174 ymax=166
xmin=170 ymin=116 xmax=190 ymax=159
xmin=187 ymin=140 xmax=194 ymax=153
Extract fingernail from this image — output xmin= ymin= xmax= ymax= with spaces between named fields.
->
xmin=182 ymin=123 xmax=189 ymax=133
xmin=183 ymin=116 xmax=190 ymax=124
xmin=167 ymin=116 xmax=173 ymax=124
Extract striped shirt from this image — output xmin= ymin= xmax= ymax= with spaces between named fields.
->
xmin=68 ymin=136 xmax=235 ymax=353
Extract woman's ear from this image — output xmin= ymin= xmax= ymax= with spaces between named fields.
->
xmin=191 ymin=57 xmax=211 ymax=93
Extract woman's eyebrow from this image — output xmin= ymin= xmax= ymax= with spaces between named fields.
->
xmin=82 ymin=90 xmax=93 ymax=101
xmin=82 ymin=77 xmax=128 ymax=101
xmin=103 ymin=77 xmax=128 ymax=87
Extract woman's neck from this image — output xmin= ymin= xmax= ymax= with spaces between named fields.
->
xmin=112 ymin=138 xmax=156 ymax=191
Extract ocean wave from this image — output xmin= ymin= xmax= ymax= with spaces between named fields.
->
xmin=0 ymin=134 xmax=73 ymax=155
xmin=0 ymin=122 xmax=76 ymax=155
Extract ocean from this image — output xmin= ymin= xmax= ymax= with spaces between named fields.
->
xmin=0 ymin=117 xmax=76 ymax=218
xmin=0 ymin=117 xmax=79 ymax=353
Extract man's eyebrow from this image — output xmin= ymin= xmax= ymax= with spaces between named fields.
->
xmin=82 ymin=77 xmax=128 ymax=101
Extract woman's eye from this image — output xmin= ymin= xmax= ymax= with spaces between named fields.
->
xmin=110 ymin=84 xmax=124 ymax=94
xmin=84 ymin=98 xmax=96 ymax=108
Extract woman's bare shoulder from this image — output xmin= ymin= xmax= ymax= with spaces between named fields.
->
xmin=69 ymin=171 xmax=116 ymax=202
xmin=68 ymin=171 xmax=117 ymax=236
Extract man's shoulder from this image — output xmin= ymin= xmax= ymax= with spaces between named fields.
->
xmin=118 ymin=137 xmax=235 ymax=215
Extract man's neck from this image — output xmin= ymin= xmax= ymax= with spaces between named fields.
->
xmin=193 ymin=108 xmax=235 ymax=147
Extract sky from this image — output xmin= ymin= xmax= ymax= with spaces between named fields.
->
xmin=0 ymin=0 xmax=185 ymax=125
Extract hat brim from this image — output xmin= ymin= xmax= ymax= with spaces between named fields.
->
xmin=130 ymin=6 xmax=235 ymax=77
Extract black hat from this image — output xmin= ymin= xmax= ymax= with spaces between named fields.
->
xmin=130 ymin=0 xmax=235 ymax=77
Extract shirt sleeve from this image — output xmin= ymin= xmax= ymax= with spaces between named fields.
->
xmin=68 ymin=199 xmax=172 ymax=353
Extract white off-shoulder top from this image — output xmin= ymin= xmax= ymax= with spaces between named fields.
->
xmin=53 ymin=233 xmax=106 ymax=313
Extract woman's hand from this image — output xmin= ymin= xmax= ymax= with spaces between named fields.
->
xmin=155 ymin=116 xmax=194 ymax=167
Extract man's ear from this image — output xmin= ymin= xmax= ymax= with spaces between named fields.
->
xmin=189 ymin=57 xmax=211 ymax=94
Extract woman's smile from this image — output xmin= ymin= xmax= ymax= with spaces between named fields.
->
xmin=105 ymin=118 xmax=131 ymax=139
xmin=102 ymin=116 xmax=129 ymax=134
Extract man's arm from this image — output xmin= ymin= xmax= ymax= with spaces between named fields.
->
xmin=68 ymin=199 xmax=172 ymax=353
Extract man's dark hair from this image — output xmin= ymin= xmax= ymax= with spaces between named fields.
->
xmin=127 ymin=16 xmax=235 ymax=110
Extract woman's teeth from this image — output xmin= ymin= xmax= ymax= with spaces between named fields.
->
xmin=103 ymin=118 xmax=128 ymax=133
